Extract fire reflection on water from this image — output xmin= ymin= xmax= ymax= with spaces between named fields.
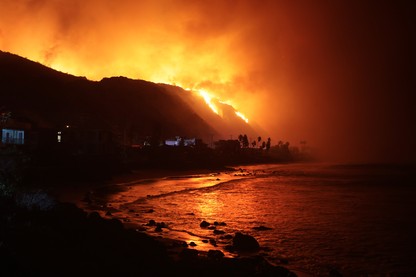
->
xmin=194 ymin=191 xmax=224 ymax=220
xmin=53 ymin=163 xmax=416 ymax=275
xmin=79 ymin=171 xmax=250 ymax=257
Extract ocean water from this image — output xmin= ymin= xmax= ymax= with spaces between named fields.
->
xmin=87 ymin=162 xmax=416 ymax=276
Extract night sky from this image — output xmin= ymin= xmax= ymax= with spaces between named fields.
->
xmin=1 ymin=0 xmax=414 ymax=163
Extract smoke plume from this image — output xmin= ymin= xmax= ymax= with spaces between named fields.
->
xmin=1 ymin=0 xmax=414 ymax=163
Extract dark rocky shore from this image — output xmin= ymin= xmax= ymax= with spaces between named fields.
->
xmin=0 ymin=191 xmax=297 ymax=277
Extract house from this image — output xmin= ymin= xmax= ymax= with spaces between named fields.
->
xmin=0 ymin=112 xmax=31 ymax=146
xmin=165 ymin=136 xmax=196 ymax=147
xmin=1 ymin=128 xmax=25 ymax=145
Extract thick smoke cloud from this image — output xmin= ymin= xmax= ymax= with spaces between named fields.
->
xmin=1 ymin=0 xmax=414 ymax=163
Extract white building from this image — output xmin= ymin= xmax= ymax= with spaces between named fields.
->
xmin=1 ymin=129 xmax=25 ymax=145
xmin=165 ymin=136 xmax=196 ymax=147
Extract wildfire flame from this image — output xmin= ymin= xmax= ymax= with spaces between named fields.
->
xmin=0 ymin=0 xmax=253 ymax=127
xmin=197 ymin=89 xmax=219 ymax=115
xmin=235 ymin=111 xmax=249 ymax=123
xmin=197 ymin=89 xmax=250 ymax=123
xmin=167 ymin=81 xmax=249 ymax=123
xmin=197 ymin=89 xmax=249 ymax=123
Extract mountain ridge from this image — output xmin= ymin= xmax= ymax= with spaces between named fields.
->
xmin=1 ymin=50 xmax=257 ymax=144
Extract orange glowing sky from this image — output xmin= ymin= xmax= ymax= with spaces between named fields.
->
xmin=1 ymin=0 xmax=414 ymax=163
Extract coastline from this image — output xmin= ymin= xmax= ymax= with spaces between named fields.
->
xmin=73 ymin=166 xmax=301 ymax=270
xmin=47 ymin=166 xmax=236 ymax=205
xmin=2 ymin=165 xmax=301 ymax=276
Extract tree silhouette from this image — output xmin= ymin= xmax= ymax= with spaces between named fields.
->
xmin=237 ymin=134 xmax=249 ymax=148
xmin=266 ymin=137 xmax=271 ymax=150
xmin=238 ymin=134 xmax=244 ymax=147
xmin=243 ymin=134 xmax=249 ymax=148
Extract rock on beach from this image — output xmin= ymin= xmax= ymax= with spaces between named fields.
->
xmin=1 ymin=197 xmax=297 ymax=277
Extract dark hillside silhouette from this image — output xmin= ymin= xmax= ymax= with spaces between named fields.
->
xmin=0 ymin=51 xmax=225 ymax=142
xmin=1 ymin=51 xmax=311 ymax=184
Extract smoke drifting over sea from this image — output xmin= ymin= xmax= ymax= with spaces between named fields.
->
xmin=1 ymin=0 xmax=414 ymax=163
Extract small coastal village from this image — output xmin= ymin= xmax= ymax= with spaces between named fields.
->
xmin=1 ymin=106 xmax=310 ymax=160
xmin=1 ymin=106 xmax=314 ymax=183
xmin=0 ymin=109 xmax=308 ymax=277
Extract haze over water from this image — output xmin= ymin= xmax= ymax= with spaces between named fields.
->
xmin=84 ymin=162 xmax=416 ymax=276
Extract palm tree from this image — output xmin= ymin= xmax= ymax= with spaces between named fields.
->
xmin=238 ymin=134 xmax=244 ymax=148
xmin=266 ymin=137 xmax=271 ymax=150
xmin=257 ymin=136 xmax=262 ymax=149
xmin=243 ymin=134 xmax=249 ymax=148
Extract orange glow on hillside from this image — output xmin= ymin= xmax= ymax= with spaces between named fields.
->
xmin=235 ymin=111 xmax=249 ymax=123
xmin=165 ymin=81 xmax=250 ymax=122
xmin=196 ymin=89 xmax=219 ymax=115
xmin=0 ymin=0 xmax=261 ymax=130
xmin=1 ymin=0 xmax=414 ymax=163
xmin=0 ymin=0 xmax=310 ymax=150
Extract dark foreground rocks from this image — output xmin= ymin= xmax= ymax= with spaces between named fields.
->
xmin=0 ymin=199 xmax=297 ymax=277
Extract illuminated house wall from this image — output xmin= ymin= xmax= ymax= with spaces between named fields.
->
xmin=1 ymin=128 xmax=25 ymax=145
xmin=165 ymin=137 xmax=196 ymax=147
